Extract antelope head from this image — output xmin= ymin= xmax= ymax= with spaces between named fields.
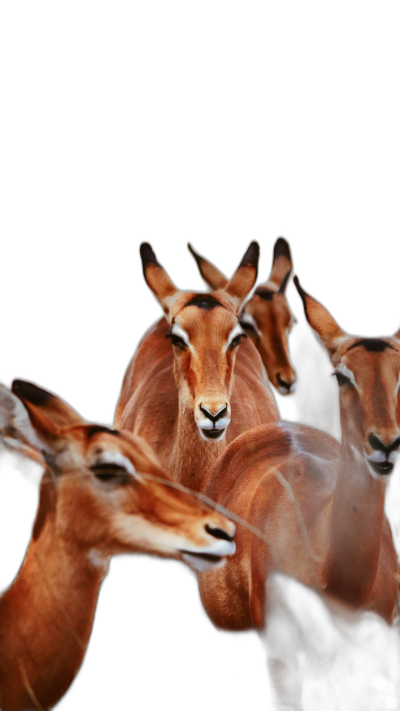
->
xmin=140 ymin=242 xmax=259 ymax=442
xmin=0 ymin=380 xmax=236 ymax=571
xmin=295 ymin=278 xmax=400 ymax=479
xmin=188 ymin=237 xmax=297 ymax=395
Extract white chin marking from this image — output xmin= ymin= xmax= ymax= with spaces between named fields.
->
xmin=182 ymin=552 xmax=227 ymax=573
xmin=198 ymin=427 xmax=227 ymax=442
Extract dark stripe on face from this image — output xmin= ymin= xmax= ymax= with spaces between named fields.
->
xmin=347 ymin=339 xmax=395 ymax=353
xmin=185 ymin=294 xmax=223 ymax=310
xmin=86 ymin=424 xmax=120 ymax=437
xmin=255 ymin=289 xmax=274 ymax=301
xmin=12 ymin=379 xmax=54 ymax=405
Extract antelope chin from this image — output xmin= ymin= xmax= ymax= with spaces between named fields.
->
xmin=198 ymin=427 xmax=227 ymax=442
xmin=366 ymin=457 xmax=395 ymax=479
xmin=181 ymin=539 xmax=236 ymax=572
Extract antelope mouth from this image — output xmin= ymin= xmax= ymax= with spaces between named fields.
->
xmin=199 ymin=427 xmax=227 ymax=442
xmin=367 ymin=459 xmax=394 ymax=477
xmin=181 ymin=551 xmax=227 ymax=572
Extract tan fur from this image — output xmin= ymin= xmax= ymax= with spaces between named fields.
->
xmin=0 ymin=382 xmax=235 ymax=709
xmin=198 ymin=284 xmax=400 ymax=629
xmin=188 ymin=239 xmax=296 ymax=393
xmin=115 ymin=244 xmax=278 ymax=490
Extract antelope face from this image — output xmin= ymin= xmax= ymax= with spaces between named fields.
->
xmin=140 ymin=241 xmax=260 ymax=443
xmin=61 ymin=428 xmax=236 ymax=570
xmin=295 ymin=277 xmax=400 ymax=480
xmin=0 ymin=380 xmax=236 ymax=571
xmin=243 ymin=287 xmax=297 ymax=395
xmin=166 ymin=292 xmax=246 ymax=442
xmin=331 ymin=339 xmax=400 ymax=479
xmin=188 ymin=237 xmax=297 ymax=395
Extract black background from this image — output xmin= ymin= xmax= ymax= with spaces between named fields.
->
xmin=0 ymin=69 xmax=400 ymax=711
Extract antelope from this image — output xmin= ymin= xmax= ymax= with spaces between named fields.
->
xmin=198 ymin=277 xmax=400 ymax=630
xmin=0 ymin=379 xmax=235 ymax=710
xmin=115 ymin=242 xmax=279 ymax=491
xmin=265 ymin=572 xmax=400 ymax=711
xmin=188 ymin=237 xmax=297 ymax=395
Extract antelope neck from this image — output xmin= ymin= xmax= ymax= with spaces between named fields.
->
xmin=170 ymin=398 xmax=227 ymax=490
xmin=325 ymin=434 xmax=386 ymax=606
xmin=0 ymin=517 xmax=105 ymax=709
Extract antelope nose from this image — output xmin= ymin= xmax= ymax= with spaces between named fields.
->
xmin=205 ymin=523 xmax=235 ymax=542
xmin=276 ymin=373 xmax=295 ymax=394
xmin=369 ymin=433 xmax=400 ymax=454
xmin=200 ymin=404 xmax=228 ymax=423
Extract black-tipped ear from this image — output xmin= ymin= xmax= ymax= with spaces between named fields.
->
xmin=224 ymin=241 xmax=260 ymax=313
xmin=139 ymin=243 xmax=178 ymax=318
xmin=266 ymin=237 xmax=293 ymax=287
xmin=278 ymin=269 xmax=292 ymax=295
xmin=187 ymin=243 xmax=228 ymax=290
xmin=294 ymin=276 xmax=345 ymax=355
xmin=12 ymin=379 xmax=83 ymax=428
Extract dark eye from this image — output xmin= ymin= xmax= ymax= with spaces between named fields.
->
xmin=166 ymin=333 xmax=187 ymax=350
xmin=90 ymin=463 xmax=131 ymax=484
xmin=333 ymin=372 xmax=353 ymax=388
xmin=229 ymin=332 xmax=247 ymax=350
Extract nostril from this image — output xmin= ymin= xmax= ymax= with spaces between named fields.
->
xmin=200 ymin=405 xmax=228 ymax=423
xmin=369 ymin=434 xmax=388 ymax=452
xmin=205 ymin=524 xmax=234 ymax=542
xmin=277 ymin=374 xmax=291 ymax=391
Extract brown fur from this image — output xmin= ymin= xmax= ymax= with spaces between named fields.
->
xmin=0 ymin=382 xmax=235 ymax=709
xmin=198 ymin=284 xmax=400 ymax=629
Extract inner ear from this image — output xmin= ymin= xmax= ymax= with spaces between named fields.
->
xmin=187 ymin=243 xmax=228 ymax=290
xmin=140 ymin=243 xmax=178 ymax=316
xmin=224 ymin=241 xmax=260 ymax=313
xmin=266 ymin=237 xmax=293 ymax=288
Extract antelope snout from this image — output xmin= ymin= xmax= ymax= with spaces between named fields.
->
xmin=276 ymin=370 xmax=296 ymax=395
xmin=365 ymin=432 xmax=400 ymax=477
xmin=180 ymin=518 xmax=236 ymax=572
xmin=195 ymin=401 xmax=231 ymax=442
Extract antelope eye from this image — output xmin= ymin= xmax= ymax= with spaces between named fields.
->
xmin=228 ymin=325 xmax=247 ymax=348
xmin=166 ymin=333 xmax=187 ymax=350
xmin=333 ymin=371 xmax=353 ymax=388
xmin=90 ymin=463 xmax=131 ymax=483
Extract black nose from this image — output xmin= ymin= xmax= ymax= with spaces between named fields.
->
xmin=200 ymin=405 xmax=228 ymax=424
xmin=276 ymin=374 xmax=293 ymax=392
xmin=369 ymin=433 xmax=400 ymax=455
xmin=205 ymin=524 xmax=234 ymax=542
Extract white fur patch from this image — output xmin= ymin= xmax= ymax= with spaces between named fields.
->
xmin=240 ymin=311 xmax=262 ymax=338
xmin=87 ymin=549 xmax=110 ymax=571
xmin=90 ymin=450 xmax=136 ymax=477
xmin=170 ymin=323 xmax=191 ymax=347
xmin=223 ymin=323 xmax=245 ymax=352
xmin=335 ymin=363 xmax=357 ymax=388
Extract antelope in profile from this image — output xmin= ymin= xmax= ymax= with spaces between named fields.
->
xmin=115 ymin=242 xmax=279 ymax=491
xmin=0 ymin=379 xmax=235 ymax=710
xmin=188 ymin=237 xmax=296 ymax=395
xmin=198 ymin=278 xmax=399 ymax=630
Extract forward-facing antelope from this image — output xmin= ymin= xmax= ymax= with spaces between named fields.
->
xmin=115 ymin=242 xmax=279 ymax=491
xmin=0 ymin=380 xmax=235 ymax=710
xmin=198 ymin=278 xmax=399 ymax=630
xmin=188 ymin=237 xmax=296 ymax=394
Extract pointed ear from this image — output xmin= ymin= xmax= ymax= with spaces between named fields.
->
xmin=224 ymin=241 xmax=259 ymax=313
xmin=266 ymin=238 xmax=293 ymax=288
xmin=294 ymin=276 xmax=345 ymax=355
xmin=140 ymin=243 xmax=178 ymax=318
xmin=0 ymin=384 xmax=60 ymax=465
xmin=12 ymin=380 xmax=84 ymax=428
xmin=187 ymin=243 xmax=228 ymax=290
xmin=278 ymin=269 xmax=292 ymax=295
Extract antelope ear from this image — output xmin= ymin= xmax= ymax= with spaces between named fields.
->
xmin=294 ymin=276 xmax=345 ymax=355
xmin=278 ymin=269 xmax=292 ymax=295
xmin=266 ymin=238 xmax=293 ymax=288
xmin=187 ymin=243 xmax=228 ymax=290
xmin=12 ymin=380 xmax=84 ymax=428
xmin=140 ymin=243 xmax=178 ymax=318
xmin=224 ymin=241 xmax=260 ymax=314
xmin=0 ymin=384 xmax=59 ymax=465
